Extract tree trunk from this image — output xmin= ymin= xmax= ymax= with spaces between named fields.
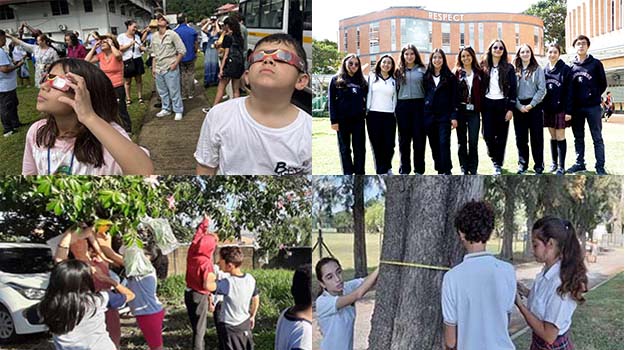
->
xmin=524 ymin=200 xmax=536 ymax=258
xmin=501 ymin=189 xmax=515 ymax=261
xmin=353 ymin=175 xmax=368 ymax=278
xmin=368 ymin=176 xmax=484 ymax=350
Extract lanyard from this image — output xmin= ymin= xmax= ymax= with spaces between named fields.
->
xmin=47 ymin=147 xmax=75 ymax=175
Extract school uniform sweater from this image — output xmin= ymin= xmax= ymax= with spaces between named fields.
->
xmin=455 ymin=69 xmax=484 ymax=112
xmin=423 ymin=72 xmax=459 ymax=122
xmin=565 ymin=54 xmax=607 ymax=114
xmin=328 ymin=75 xmax=367 ymax=124
xmin=543 ymin=60 xmax=571 ymax=114
xmin=515 ymin=66 xmax=546 ymax=109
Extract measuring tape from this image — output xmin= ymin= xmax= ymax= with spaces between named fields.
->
xmin=380 ymin=259 xmax=451 ymax=271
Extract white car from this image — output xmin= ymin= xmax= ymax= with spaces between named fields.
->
xmin=0 ymin=243 xmax=51 ymax=342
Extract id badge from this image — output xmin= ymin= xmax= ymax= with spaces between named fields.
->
xmin=466 ymin=103 xmax=475 ymax=111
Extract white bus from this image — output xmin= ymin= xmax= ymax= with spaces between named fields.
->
xmin=239 ymin=0 xmax=312 ymax=112
xmin=239 ymin=0 xmax=312 ymax=68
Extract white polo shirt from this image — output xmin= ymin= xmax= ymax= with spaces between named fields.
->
xmin=315 ymin=278 xmax=364 ymax=350
xmin=441 ymin=251 xmax=516 ymax=350
xmin=527 ymin=260 xmax=577 ymax=335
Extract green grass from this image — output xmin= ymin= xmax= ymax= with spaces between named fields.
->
xmin=312 ymin=116 xmax=624 ymax=175
xmin=513 ymin=271 xmax=624 ymax=349
xmin=0 ymin=55 xmax=215 ymax=175
xmin=133 ymin=269 xmax=295 ymax=350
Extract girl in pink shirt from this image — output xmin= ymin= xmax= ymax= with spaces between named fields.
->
xmin=85 ymin=34 xmax=132 ymax=133
xmin=22 ymin=58 xmax=152 ymax=175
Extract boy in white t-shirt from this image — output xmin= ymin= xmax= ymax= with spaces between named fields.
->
xmin=194 ymin=33 xmax=311 ymax=175
xmin=441 ymin=201 xmax=516 ymax=350
xmin=275 ymin=265 xmax=312 ymax=350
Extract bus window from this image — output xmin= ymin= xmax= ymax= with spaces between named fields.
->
xmin=260 ymin=0 xmax=283 ymax=29
xmin=244 ymin=0 xmax=260 ymax=27
xmin=303 ymin=0 xmax=311 ymax=31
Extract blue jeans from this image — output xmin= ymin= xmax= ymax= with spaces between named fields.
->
xmin=571 ymin=105 xmax=605 ymax=169
xmin=155 ymin=68 xmax=183 ymax=113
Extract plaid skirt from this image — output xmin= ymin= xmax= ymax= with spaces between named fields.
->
xmin=530 ymin=331 xmax=574 ymax=350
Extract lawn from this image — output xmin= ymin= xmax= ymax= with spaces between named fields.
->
xmin=312 ymin=116 xmax=624 ymax=175
xmin=0 ymin=55 xmax=214 ymax=175
xmin=513 ymin=271 xmax=624 ymax=349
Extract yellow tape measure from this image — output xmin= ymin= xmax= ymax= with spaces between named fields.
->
xmin=380 ymin=259 xmax=450 ymax=271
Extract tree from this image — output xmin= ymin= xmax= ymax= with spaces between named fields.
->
xmin=312 ymin=39 xmax=342 ymax=74
xmin=365 ymin=200 xmax=384 ymax=233
xmin=523 ymin=0 xmax=567 ymax=51
xmin=353 ymin=175 xmax=367 ymax=278
xmin=368 ymin=176 xmax=484 ymax=349
xmin=0 ymin=176 xmax=311 ymax=259
xmin=165 ymin=0 xmax=232 ymax=22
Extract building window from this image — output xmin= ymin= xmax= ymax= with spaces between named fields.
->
xmin=111 ymin=26 xmax=118 ymax=35
xmin=497 ymin=23 xmax=503 ymax=39
xmin=108 ymin=0 xmax=115 ymax=13
xmin=605 ymin=0 xmax=609 ymax=33
xmin=370 ymin=57 xmax=376 ymax=71
xmin=120 ymin=5 xmax=125 ymax=15
xmin=460 ymin=24 xmax=465 ymax=47
xmin=441 ymin=22 xmax=450 ymax=53
xmin=0 ymin=5 xmax=15 ymax=19
xmin=259 ymin=0 xmax=283 ymax=30
xmin=344 ymin=31 xmax=348 ymax=51
xmin=469 ymin=23 xmax=475 ymax=49
xmin=401 ymin=18 xmax=432 ymax=51
xmin=391 ymin=19 xmax=396 ymax=51
xmin=83 ymin=0 xmax=93 ymax=12
xmin=478 ymin=23 xmax=484 ymax=53
xmin=370 ymin=22 xmax=379 ymax=54
xmin=534 ymin=27 xmax=540 ymax=51
xmin=515 ymin=24 xmax=520 ymax=49
xmin=611 ymin=0 xmax=615 ymax=30
xmin=356 ymin=27 xmax=360 ymax=51
xmin=51 ymin=0 xmax=69 ymax=15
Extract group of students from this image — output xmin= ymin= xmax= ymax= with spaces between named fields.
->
xmin=28 ymin=216 xmax=312 ymax=350
xmin=0 ymin=22 xmax=311 ymax=175
xmin=328 ymin=34 xmax=609 ymax=175
xmin=315 ymin=201 xmax=588 ymax=350
xmin=28 ymin=219 xmax=165 ymax=350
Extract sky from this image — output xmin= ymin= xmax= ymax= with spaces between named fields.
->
xmin=313 ymin=0 xmax=542 ymax=41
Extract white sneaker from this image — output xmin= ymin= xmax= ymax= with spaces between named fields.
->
xmin=156 ymin=110 xmax=171 ymax=118
xmin=188 ymin=95 xmax=194 ymax=99
xmin=3 ymin=130 xmax=14 ymax=137
xmin=174 ymin=113 xmax=183 ymax=121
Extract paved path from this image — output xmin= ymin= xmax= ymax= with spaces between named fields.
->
xmin=313 ymin=247 xmax=624 ymax=349
xmin=137 ymin=83 xmax=210 ymax=174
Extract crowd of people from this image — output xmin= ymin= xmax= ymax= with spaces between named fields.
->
xmin=0 ymin=11 xmax=313 ymax=176
xmin=328 ymin=35 xmax=611 ymax=175
xmin=26 ymin=216 xmax=311 ymax=350
xmin=315 ymin=202 xmax=589 ymax=350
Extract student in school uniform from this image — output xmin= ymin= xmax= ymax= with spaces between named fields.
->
xmin=366 ymin=54 xmax=397 ymax=175
xmin=442 ymin=201 xmax=516 ymax=350
xmin=394 ymin=44 xmax=427 ymax=174
xmin=515 ymin=217 xmax=588 ymax=350
xmin=543 ymin=43 xmax=571 ymax=176
xmin=480 ymin=39 xmax=517 ymax=175
xmin=328 ymin=54 xmax=368 ymax=175
xmin=513 ymin=44 xmax=546 ymax=174
xmin=422 ymin=48 xmax=458 ymax=175
xmin=315 ymin=257 xmax=379 ymax=350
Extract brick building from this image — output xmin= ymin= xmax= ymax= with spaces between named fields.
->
xmin=566 ymin=0 xmax=623 ymax=112
xmin=338 ymin=6 xmax=544 ymax=73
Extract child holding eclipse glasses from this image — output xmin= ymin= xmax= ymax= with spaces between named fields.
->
xmin=22 ymin=58 xmax=153 ymax=175
xmin=194 ymin=33 xmax=311 ymax=175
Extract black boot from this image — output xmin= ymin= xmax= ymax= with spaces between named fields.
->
xmin=556 ymin=139 xmax=567 ymax=175
xmin=548 ymin=139 xmax=558 ymax=172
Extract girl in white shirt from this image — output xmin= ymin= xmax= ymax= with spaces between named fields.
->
xmin=515 ymin=216 xmax=588 ymax=350
xmin=315 ymin=257 xmax=379 ymax=350
xmin=366 ymin=55 xmax=397 ymax=175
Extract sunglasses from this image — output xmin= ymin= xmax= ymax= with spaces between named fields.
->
xmin=348 ymin=61 xmax=359 ymax=67
xmin=492 ymin=46 xmax=505 ymax=51
xmin=41 ymin=73 xmax=73 ymax=92
xmin=248 ymin=48 xmax=306 ymax=72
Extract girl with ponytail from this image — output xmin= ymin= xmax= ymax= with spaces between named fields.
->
xmin=515 ymin=216 xmax=588 ymax=350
